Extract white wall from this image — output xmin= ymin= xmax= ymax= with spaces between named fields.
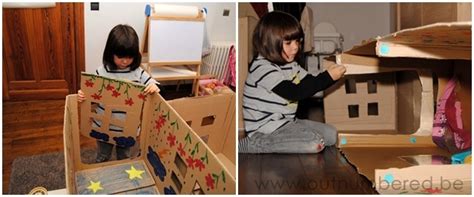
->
xmin=84 ymin=2 xmax=235 ymax=72
xmin=308 ymin=3 xmax=391 ymax=51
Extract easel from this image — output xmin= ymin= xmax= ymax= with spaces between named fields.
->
xmin=141 ymin=5 xmax=205 ymax=96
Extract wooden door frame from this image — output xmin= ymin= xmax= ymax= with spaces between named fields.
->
xmin=73 ymin=3 xmax=85 ymax=93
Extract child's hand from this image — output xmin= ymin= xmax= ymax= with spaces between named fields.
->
xmin=78 ymin=90 xmax=86 ymax=103
xmin=328 ymin=64 xmax=346 ymax=81
xmin=143 ymin=83 xmax=160 ymax=95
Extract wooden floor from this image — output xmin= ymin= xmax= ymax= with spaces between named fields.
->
xmin=2 ymin=84 xmax=193 ymax=194
xmin=3 ymin=99 xmax=77 ymax=193
xmin=238 ymin=97 xmax=378 ymax=194
xmin=238 ymin=147 xmax=378 ymax=194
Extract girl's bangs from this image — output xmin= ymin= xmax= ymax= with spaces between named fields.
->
xmin=283 ymin=26 xmax=303 ymax=41
xmin=113 ymin=45 xmax=138 ymax=58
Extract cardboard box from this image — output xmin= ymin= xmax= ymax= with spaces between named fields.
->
xmin=323 ymin=22 xmax=471 ymax=194
xmin=63 ymin=73 xmax=235 ymax=194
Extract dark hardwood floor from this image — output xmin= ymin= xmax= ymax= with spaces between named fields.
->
xmin=238 ymin=147 xmax=377 ymax=194
xmin=2 ymin=84 xmax=193 ymax=194
xmin=238 ymin=97 xmax=378 ymax=194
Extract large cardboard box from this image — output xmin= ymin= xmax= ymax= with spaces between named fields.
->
xmin=323 ymin=22 xmax=471 ymax=194
xmin=63 ymin=73 xmax=235 ymax=194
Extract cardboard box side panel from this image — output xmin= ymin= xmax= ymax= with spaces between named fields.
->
xmin=340 ymin=146 xmax=451 ymax=182
xmin=64 ymin=95 xmax=78 ymax=194
xmin=375 ymin=164 xmax=471 ymax=194
xmin=168 ymin=93 xmax=232 ymax=154
xmin=324 ymin=73 xmax=397 ymax=131
xmin=457 ymin=3 xmax=472 ymax=21
xmin=396 ymin=70 xmax=421 ymax=134
xmin=221 ymin=94 xmax=236 ymax=164
xmin=144 ymin=94 xmax=235 ymax=194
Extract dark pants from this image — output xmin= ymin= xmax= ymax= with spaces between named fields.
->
xmin=96 ymin=141 xmax=130 ymax=163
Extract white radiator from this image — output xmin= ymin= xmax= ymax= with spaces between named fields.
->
xmin=201 ymin=42 xmax=234 ymax=81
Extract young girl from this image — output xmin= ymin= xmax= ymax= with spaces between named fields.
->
xmin=78 ymin=24 xmax=160 ymax=162
xmin=239 ymin=11 xmax=346 ymax=153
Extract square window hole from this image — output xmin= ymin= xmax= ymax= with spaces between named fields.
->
xmin=345 ymin=79 xmax=357 ymax=94
xmin=348 ymin=105 xmax=359 ymax=118
xmin=368 ymin=102 xmax=379 ymax=116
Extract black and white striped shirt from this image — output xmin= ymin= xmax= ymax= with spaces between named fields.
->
xmin=243 ymin=56 xmax=308 ymax=136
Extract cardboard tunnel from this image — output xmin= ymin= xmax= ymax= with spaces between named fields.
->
xmin=323 ymin=22 xmax=471 ymax=194
xmin=63 ymin=73 xmax=235 ymax=194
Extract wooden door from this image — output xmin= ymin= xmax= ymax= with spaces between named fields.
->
xmin=2 ymin=3 xmax=84 ymax=101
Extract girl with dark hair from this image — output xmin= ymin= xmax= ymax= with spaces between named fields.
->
xmin=239 ymin=11 xmax=346 ymax=153
xmin=78 ymin=24 xmax=159 ymax=162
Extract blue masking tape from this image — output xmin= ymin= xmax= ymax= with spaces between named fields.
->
xmin=409 ymin=136 xmax=416 ymax=144
xmin=380 ymin=43 xmax=390 ymax=55
xmin=145 ymin=4 xmax=151 ymax=17
xmin=340 ymin=137 xmax=347 ymax=145
xmin=384 ymin=173 xmax=394 ymax=184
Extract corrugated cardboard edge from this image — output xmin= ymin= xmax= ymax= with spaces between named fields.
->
xmin=347 ymin=22 xmax=471 ymax=60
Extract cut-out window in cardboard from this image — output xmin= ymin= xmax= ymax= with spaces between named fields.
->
xmin=201 ymin=115 xmax=215 ymax=126
xmin=367 ymin=79 xmax=377 ymax=94
xmin=200 ymin=134 xmax=210 ymax=144
xmin=368 ymin=102 xmax=379 ymax=116
xmin=348 ymin=105 xmax=359 ymax=118
xmin=192 ymin=181 xmax=205 ymax=194
xmin=345 ymin=79 xmax=357 ymax=94
xmin=174 ymin=153 xmax=187 ymax=177
xmin=171 ymin=171 xmax=182 ymax=193
xmin=186 ymin=121 xmax=192 ymax=126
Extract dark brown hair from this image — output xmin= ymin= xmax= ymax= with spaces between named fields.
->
xmin=103 ymin=24 xmax=142 ymax=70
xmin=252 ymin=11 xmax=304 ymax=65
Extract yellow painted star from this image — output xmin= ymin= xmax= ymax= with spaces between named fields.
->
xmin=87 ymin=180 xmax=103 ymax=193
xmin=126 ymin=165 xmax=145 ymax=180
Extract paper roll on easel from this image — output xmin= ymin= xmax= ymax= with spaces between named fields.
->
xmin=153 ymin=4 xmax=199 ymax=18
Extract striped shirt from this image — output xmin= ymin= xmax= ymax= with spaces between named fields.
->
xmin=243 ymin=56 xmax=308 ymax=136
xmin=92 ymin=65 xmax=158 ymax=132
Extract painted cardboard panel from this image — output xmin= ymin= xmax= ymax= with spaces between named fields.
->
xmin=75 ymin=160 xmax=154 ymax=194
xmin=80 ymin=73 xmax=146 ymax=148
xmin=143 ymin=93 xmax=235 ymax=194
xmin=64 ymin=74 xmax=235 ymax=194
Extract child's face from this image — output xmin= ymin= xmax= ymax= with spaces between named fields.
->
xmin=113 ymin=55 xmax=134 ymax=69
xmin=281 ymin=39 xmax=300 ymax=62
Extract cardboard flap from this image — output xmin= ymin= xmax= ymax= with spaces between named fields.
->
xmin=80 ymin=73 xmax=146 ymax=148
xmin=347 ymin=22 xmax=471 ymax=60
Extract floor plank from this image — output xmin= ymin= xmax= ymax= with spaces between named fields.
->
xmin=238 ymin=147 xmax=378 ymax=194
